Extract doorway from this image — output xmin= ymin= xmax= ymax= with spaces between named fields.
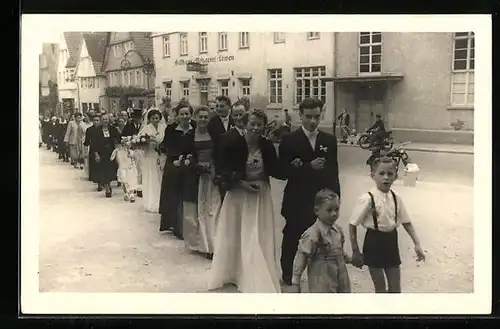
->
xmin=355 ymin=83 xmax=386 ymax=132
xmin=357 ymin=101 xmax=385 ymax=132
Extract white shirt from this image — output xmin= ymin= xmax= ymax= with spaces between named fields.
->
xmin=301 ymin=125 xmax=319 ymax=150
xmin=220 ymin=115 xmax=230 ymax=131
xmin=348 ymin=187 xmax=411 ymax=232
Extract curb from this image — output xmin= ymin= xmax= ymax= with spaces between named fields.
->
xmin=336 ymin=142 xmax=474 ymax=155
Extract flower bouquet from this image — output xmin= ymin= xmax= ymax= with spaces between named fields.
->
xmin=131 ymin=133 xmax=158 ymax=151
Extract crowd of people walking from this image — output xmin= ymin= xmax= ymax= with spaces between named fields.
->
xmin=39 ymin=96 xmax=425 ymax=294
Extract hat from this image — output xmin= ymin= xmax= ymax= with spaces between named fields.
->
xmin=131 ymin=109 xmax=143 ymax=118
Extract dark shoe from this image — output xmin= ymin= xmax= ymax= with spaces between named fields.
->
xmin=282 ymin=275 xmax=292 ymax=286
xmin=136 ymin=190 xmax=143 ymax=198
xmin=117 ymin=182 xmax=121 ymax=187
xmin=105 ymin=191 xmax=112 ymax=198
xmin=97 ymin=185 xmax=103 ymax=192
xmin=205 ymin=253 xmax=213 ymax=260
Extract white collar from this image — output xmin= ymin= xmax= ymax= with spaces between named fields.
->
xmin=175 ymin=123 xmax=194 ymax=132
xmin=301 ymin=125 xmax=318 ymax=137
xmin=220 ymin=115 xmax=230 ymax=122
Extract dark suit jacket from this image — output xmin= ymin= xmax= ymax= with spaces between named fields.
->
xmin=92 ymin=126 xmax=121 ymax=157
xmin=279 ymin=127 xmax=341 ymax=225
xmin=121 ymin=121 xmax=142 ymax=137
xmin=207 ymin=115 xmax=235 ymax=175
xmin=218 ymin=129 xmax=285 ymax=190
xmin=338 ymin=113 xmax=350 ymax=127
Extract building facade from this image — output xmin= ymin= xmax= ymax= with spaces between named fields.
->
xmin=332 ymin=32 xmax=474 ymax=144
xmin=152 ymin=32 xmax=336 ymax=122
xmin=57 ymin=32 xmax=83 ymax=112
xmin=74 ymin=33 xmax=108 ymax=112
xmin=39 ymin=43 xmax=59 ymax=96
xmin=101 ymin=32 xmax=155 ymax=112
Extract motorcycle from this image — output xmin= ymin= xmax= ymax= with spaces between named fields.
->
xmin=358 ymin=130 xmax=394 ymax=150
xmin=366 ymin=141 xmax=412 ymax=174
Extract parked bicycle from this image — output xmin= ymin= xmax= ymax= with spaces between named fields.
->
xmin=366 ymin=141 xmax=412 ymax=174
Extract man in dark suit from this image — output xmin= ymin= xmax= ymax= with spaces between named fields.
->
xmin=121 ymin=109 xmax=143 ymax=137
xmin=207 ymin=95 xmax=235 ymax=201
xmin=278 ymin=97 xmax=342 ymax=285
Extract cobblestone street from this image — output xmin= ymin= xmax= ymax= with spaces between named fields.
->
xmin=38 ymin=148 xmax=474 ymax=293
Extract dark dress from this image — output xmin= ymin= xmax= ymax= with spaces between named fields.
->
xmin=84 ymin=125 xmax=99 ymax=183
xmin=91 ymin=126 xmax=120 ymax=185
xmin=158 ymin=123 xmax=197 ymax=236
xmin=57 ymin=122 xmax=69 ymax=160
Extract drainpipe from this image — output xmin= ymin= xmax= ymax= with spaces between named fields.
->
xmin=332 ymin=32 xmax=338 ymax=135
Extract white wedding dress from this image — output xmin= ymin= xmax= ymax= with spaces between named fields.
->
xmin=139 ymin=122 xmax=167 ymax=213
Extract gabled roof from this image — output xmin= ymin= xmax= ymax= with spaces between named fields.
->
xmin=64 ymin=32 xmax=84 ymax=68
xmin=81 ymin=32 xmax=108 ymax=74
xmin=130 ymin=32 xmax=154 ymax=62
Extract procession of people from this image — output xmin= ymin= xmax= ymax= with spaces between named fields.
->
xmin=39 ymin=96 xmax=426 ymax=294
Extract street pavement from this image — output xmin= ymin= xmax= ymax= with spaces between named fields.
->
xmin=38 ymin=147 xmax=473 ymax=293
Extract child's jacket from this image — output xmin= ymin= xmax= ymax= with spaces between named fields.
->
xmin=295 ymin=220 xmax=351 ymax=293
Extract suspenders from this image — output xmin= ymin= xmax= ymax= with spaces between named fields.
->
xmin=367 ymin=190 xmax=398 ymax=231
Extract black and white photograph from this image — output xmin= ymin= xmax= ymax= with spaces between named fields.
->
xmin=21 ymin=14 xmax=491 ymax=314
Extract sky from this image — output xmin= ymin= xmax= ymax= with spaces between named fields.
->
xmin=39 ymin=30 xmax=62 ymax=54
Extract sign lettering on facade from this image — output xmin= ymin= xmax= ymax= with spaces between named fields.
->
xmin=175 ymin=55 xmax=235 ymax=66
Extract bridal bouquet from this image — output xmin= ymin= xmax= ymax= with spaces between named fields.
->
xmin=131 ymin=133 xmax=156 ymax=149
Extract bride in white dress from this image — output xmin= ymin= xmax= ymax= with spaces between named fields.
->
xmin=139 ymin=108 xmax=167 ymax=213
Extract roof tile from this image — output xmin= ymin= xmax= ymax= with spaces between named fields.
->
xmin=82 ymin=32 xmax=108 ymax=74
xmin=63 ymin=32 xmax=84 ymax=68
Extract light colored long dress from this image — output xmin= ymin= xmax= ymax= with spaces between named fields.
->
xmin=183 ymin=135 xmax=222 ymax=254
xmin=140 ymin=122 xmax=167 ymax=213
xmin=207 ymin=149 xmax=281 ymax=293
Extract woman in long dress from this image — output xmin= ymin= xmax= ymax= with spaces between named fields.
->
xmin=138 ymin=109 xmax=167 ymax=213
xmin=83 ymin=114 xmax=102 ymax=189
xmin=158 ymin=102 xmax=195 ymax=238
xmin=207 ymin=109 xmax=285 ymax=293
xmin=92 ymin=114 xmax=120 ymax=198
xmin=182 ymin=106 xmax=221 ymax=259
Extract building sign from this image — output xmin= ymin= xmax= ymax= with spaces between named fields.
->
xmin=175 ymin=55 xmax=235 ymax=66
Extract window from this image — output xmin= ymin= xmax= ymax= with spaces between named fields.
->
xmin=112 ymin=46 xmax=117 ymax=57
xmin=136 ymin=70 xmax=141 ymax=86
xmin=88 ymin=78 xmax=94 ymax=89
xmin=95 ymin=77 xmax=99 ymax=88
xmin=181 ymin=81 xmax=190 ymax=97
xmin=164 ymin=82 xmax=172 ymax=98
xmin=124 ymin=41 xmax=133 ymax=53
xmin=82 ymin=103 xmax=88 ymax=112
xmin=268 ymin=69 xmax=283 ymax=104
xmin=451 ymin=32 xmax=475 ymax=107
xmin=240 ymin=79 xmax=251 ymax=96
xmin=199 ymin=81 xmax=209 ymax=105
xmin=199 ymin=32 xmax=208 ymax=53
xmin=307 ymin=32 xmax=320 ymax=40
xmin=180 ymin=33 xmax=188 ymax=56
xmin=294 ymin=66 xmax=327 ymax=104
xmin=123 ymin=71 xmax=128 ymax=86
xmin=113 ymin=72 xmax=118 ymax=86
xmin=359 ymin=32 xmax=382 ymax=74
xmin=218 ymin=32 xmax=228 ymax=51
xmin=129 ymin=71 xmax=134 ymax=85
xmin=82 ymin=78 xmax=88 ymax=89
xmin=93 ymin=103 xmax=99 ymax=111
xmin=163 ymin=36 xmax=171 ymax=57
xmin=273 ymin=32 xmax=285 ymax=44
xmin=219 ymin=80 xmax=229 ymax=97
xmin=239 ymin=32 xmax=249 ymax=48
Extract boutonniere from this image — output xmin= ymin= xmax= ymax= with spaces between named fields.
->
xmin=319 ymin=145 xmax=328 ymax=153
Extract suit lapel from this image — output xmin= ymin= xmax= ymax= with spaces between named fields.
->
xmin=314 ymin=131 xmax=322 ymax=154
